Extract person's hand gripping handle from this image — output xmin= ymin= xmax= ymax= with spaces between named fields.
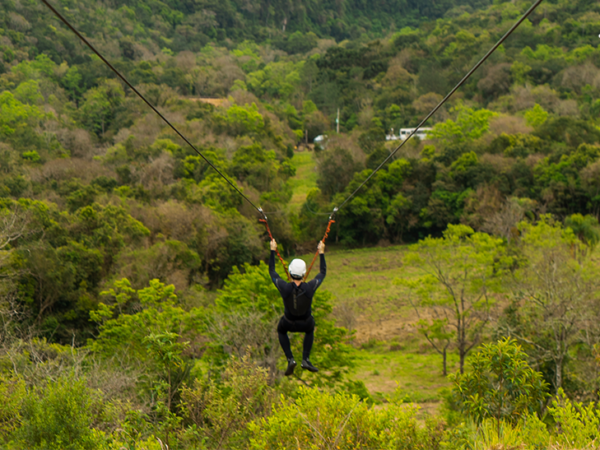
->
xmin=317 ymin=241 xmax=325 ymax=254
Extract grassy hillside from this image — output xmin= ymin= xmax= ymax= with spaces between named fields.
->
xmin=2 ymin=0 xmax=600 ymax=447
xmin=288 ymin=150 xmax=318 ymax=211
xmin=320 ymin=245 xmax=456 ymax=407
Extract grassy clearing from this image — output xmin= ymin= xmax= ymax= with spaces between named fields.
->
xmin=353 ymin=345 xmax=458 ymax=402
xmin=296 ymin=245 xmax=425 ymax=331
xmin=287 ymin=150 xmax=317 ymax=212
xmin=292 ymin=245 xmax=455 ymax=409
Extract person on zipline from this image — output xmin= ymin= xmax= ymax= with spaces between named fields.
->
xmin=269 ymin=239 xmax=326 ymax=376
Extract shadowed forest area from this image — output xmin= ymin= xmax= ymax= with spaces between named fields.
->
xmin=1 ymin=0 xmax=600 ymax=448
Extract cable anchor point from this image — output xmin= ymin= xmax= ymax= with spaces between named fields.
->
xmin=329 ymin=207 xmax=338 ymax=220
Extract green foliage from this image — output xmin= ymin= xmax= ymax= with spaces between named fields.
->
xmin=90 ymin=279 xmax=188 ymax=361
xmin=16 ymin=377 xmax=103 ymax=450
xmin=430 ymin=106 xmax=497 ymax=145
xmin=0 ymin=375 xmax=26 ymax=439
xmin=444 ymin=416 xmax=550 ymax=450
xmin=0 ymin=86 xmax=45 ymax=139
xmin=231 ymin=144 xmax=281 ymax=192
xmin=549 ymin=389 xmax=600 ymax=448
xmin=565 ymin=213 xmax=600 ymax=249
xmin=247 ymin=61 xmax=302 ymax=101
xmin=216 ymin=103 xmax=265 ymax=136
xmin=180 ymin=356 xmax=275 ymax=449
xmin=450 ymin=338 xmax=548 ymax=425
xmin=316 ymin=147 xmax=362 ymax=197
xmin=506 ymin=216 xmax=599 ymax=393
xmin=21 ymin=150 xmax=40 ymax=163
xmin=78 ymin=79 xmax=125 ymax=137
xmin=399 ymin=225 xmax=510 ymax=373
xmin=248 ymin=386 xmax=444 ymax=450
xmin=524 ymin=103 xmax=548 ymax=127
xmin=445 ymin=392 xmax=600 ymax=450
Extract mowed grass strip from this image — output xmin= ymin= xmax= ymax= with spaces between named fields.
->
xmin=288 ymin=151 xmax=318 ymax=211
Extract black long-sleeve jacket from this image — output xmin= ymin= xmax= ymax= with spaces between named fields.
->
xmin=269 ymin=251 xmax=326 ymax=320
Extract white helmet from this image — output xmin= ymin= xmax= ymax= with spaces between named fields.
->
xmin=289 ymin=259 xmax=306 ymax=280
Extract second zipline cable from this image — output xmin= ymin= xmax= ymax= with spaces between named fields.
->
xmin=334 ymin=0 xmax=545 ymax=213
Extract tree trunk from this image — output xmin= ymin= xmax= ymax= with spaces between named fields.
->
xmin=555 ymin=357 xmax=563 ymax=393
xmin=442 ymin=348 xmax=447 ymax=376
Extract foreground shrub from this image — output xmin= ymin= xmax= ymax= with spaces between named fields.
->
xmin=449 ymin=338 xmax=548 ymax=425
xmin=179 ymin=356 xmax=275 ymax=449
xmin=444 ymin=389 xmax=600 ymax=450
xmin=0 ymin=375 xmax=26 ymax=439
xmin=248 ymin=386 xmax=444 ymax=450
xmin=16 ymin=377 xmax=103 ymax=450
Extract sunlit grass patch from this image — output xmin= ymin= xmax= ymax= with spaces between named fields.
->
xmin=350 ymin=346 xmax=458 ymax=404
xmin=288 ymin=151 xmax=318 ymax=211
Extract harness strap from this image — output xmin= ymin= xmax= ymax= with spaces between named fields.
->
xmin=304 ymin=217 xmax=335 ymax=281
xmin=259 ymin=217 xmax=291 ymax=281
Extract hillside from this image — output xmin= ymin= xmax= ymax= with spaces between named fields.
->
xmin=1 ymin=0 xmax=493 ymax=65
xmin=2 ymin=0 xmax=600 ymax=448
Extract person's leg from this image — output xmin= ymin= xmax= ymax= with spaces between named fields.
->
xmin=277 ymin=316 xmax=297 ymax=376
xmin=277 ymin=316 xmax=293 ymax=359
xmin=300 ymin=317 xmax=318 ymax=372
xmin=302 ymin=330 xmax=314 ymax=360
xmin=302 ymin=325 xmax=314 ymax=360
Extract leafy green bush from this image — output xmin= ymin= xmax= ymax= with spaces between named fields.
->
xmin=90 ymin=278 xmax=188 ymax=361
xmin=549 ymin=389 xmax=600 ymax=448
xmin=16 ymin=377 xmax=104 ymax=450
xmin=248 ymin=386 xmax=444 ymax=450
xmin=180 ymin=356 xmax=275 ymax=449
xmin=0 ymin=375 xmax=26 ymax=441
xmin=449 ymin=338 xmax=548 ymax=425
xmin=442 ymin=416 xmax=550 ymax=450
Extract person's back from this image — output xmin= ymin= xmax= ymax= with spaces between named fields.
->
xmin=269 ymin=239 xmax=326 ymax=376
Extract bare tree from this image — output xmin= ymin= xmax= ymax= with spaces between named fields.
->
xmin=0 ymin=206 xmax=31 ymax=258
xmin=483 ymin=197 xmax=536 ymax=243
xmin=205 ymin=311 xmax=281 ymax=380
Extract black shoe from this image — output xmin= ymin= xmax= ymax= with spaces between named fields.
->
xmin=301 ymin=359 xmax=318 ymax=373
xmin=285 ymin=359 xmax=297 ymax=376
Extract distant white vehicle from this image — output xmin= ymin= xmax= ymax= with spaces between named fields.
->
xmin=314 ymin=134 xmax=328 ymax=149
xmin=398 ymin=127 xmax=432 ymax=141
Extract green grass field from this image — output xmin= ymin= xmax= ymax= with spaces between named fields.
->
xmin=323 ymin=248 xmax=455 ymax=414
xmin=319 ymin=247 xmax=454 ymax=411
xmin=287 ymin=150 xmax=318 ymax=212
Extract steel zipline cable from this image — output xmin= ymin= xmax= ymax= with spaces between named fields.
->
xmin=41 ymin=0 xmax=543 ymax=276
xmin=334 ymin=0 xmax=544 ymax=213
xmin=40 ymin=0 xmax=264 ymax=216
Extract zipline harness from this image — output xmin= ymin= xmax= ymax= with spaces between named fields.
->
xmin=41 ymin=0 xmax=544 ymax=275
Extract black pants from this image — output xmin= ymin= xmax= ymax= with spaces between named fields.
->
xmin=277 ymin=315 xmax=315 ymax=361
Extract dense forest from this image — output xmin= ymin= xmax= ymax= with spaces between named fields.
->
xmin=1 ymin=0 xmax=600 ymax=448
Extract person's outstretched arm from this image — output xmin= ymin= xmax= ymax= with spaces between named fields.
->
xmin=307 ymin=241 xmax=326 ymax=291
xmin=269 ymin=239 xmax=284 ymax=289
